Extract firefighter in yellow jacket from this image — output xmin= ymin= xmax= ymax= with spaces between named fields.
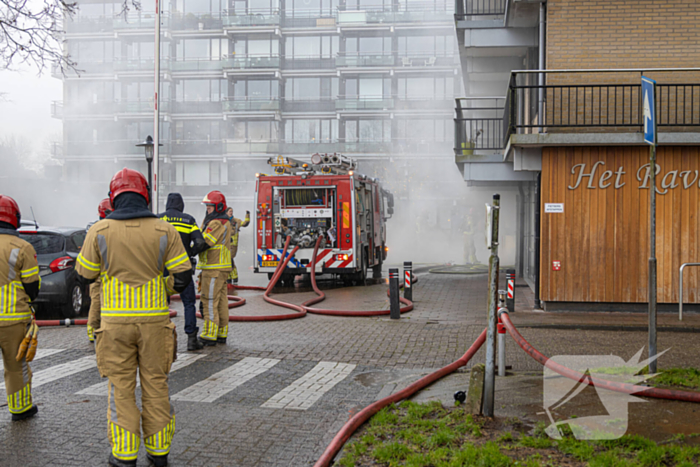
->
xmin=0 ymin=195 xmax=40 ymax=421
xmin=226 ymin=207 xmax=250 ymax=285
xmin=197 ymin=191 xmax=232 ymax=345
xmin=86 ymin=198 xmax=113 ymax=343
xmin=76 ymin=169 xmax=192 ymax=467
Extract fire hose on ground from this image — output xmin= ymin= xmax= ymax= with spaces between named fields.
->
xmin=35 ymin=310 xmax=178 ymax=327
xmin=313 ymin=310 xmax=700 ymax=467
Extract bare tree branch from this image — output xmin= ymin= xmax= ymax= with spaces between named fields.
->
xmin=0 ymin=0 xmax=140 ymax=75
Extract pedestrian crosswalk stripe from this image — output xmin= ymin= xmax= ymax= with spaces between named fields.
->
xmin=0 ymin=349 xmax=67 ymax=381
xmin=261 ymin=361 xmax=356 ymax=410
xmin=0 ymin=355 xmax=97 ymax=391
xmin=76 ymin=353 xmax=206 ymax=396
xmin=171 ymin=357 xmax=280 ymax=403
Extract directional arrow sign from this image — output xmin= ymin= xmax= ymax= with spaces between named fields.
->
xmin=642 ymin=76 xmax=656 ymax=146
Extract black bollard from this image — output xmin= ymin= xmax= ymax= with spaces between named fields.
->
xmin=389 ymin=268 xmax=400 ymax=319
xmin=403 ymin=261 xmax=413 ymax=301
xmin=506 ymin=269 xmax=515 ymax=313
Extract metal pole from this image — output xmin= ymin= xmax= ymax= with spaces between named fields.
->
xmin=389 ymin=268 xmax=400 ymax=319
xmin=147 ymin=160 xmax=153 ymax=210
xmin=649 ymin=144 xmax=657 ymax=374
xmin=538 ymin=2 xmax=545 ymax=128
xmin=483 ymin=193 xmax=500 ymax=417
xmin=403 ymin=261 xmax=412 ymax=301
xmin=152 ymin=0 xmax=162 ymax=214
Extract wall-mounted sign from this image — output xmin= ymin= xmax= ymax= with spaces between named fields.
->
xmin=568 ymin=161 xmax=700 ymax=194
xmin=552 ymin=261 xmax=561 ymax=271
xmin=545 ymin=203 xmax=564 ymax=213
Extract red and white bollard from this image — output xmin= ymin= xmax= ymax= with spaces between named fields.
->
xmin=506 ymin=269 xmax=515 ymax=313
xmin=403 ymin=261 xmax=412 ymax=301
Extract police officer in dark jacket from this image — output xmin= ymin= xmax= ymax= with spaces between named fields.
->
xmin=159 ymin=193 xmax=208 ymax=350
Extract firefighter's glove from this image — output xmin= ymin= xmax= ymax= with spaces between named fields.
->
xmin=25 ymin=321 xmax=39 ymax=362
xmin=16 ymin=321 xmax=38 ymax=362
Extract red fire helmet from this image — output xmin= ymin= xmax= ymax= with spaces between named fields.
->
xmin=98 ymin=198 xmax=113 ymax=219
xmin=202 ymin=191 xmax=227 ymax=213
xmin=0 ymin=194 xmax=21 ymax=229
xmin=109 ymin=168 xmax=150 ymax=204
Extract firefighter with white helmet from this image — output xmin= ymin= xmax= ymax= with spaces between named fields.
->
xmin=0 ymin=194 xmax=40 ymax=421
xmin=76 ymin=168 xmax=192 ymax=467
xmin=86 ymin=198 xmax=113 ymax=343
xmin=197 ymin=191 xmax=232 ymax=345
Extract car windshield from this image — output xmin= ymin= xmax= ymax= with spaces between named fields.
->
xmin=19 ymin=233 xmax=65 ymax=255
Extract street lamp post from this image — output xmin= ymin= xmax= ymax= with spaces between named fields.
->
xmin=136 ymin=136 xmax=161 ymax=211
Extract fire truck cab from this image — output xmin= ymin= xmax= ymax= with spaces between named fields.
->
xmin=254 ymin=154 xmax=394 ymax=285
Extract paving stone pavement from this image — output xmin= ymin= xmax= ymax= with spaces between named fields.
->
xmin=1 ymin=267 xmax=699 ymax=466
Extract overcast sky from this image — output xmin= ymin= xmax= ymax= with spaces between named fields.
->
xmin=0 ymin=67 xmax=62 ymax=163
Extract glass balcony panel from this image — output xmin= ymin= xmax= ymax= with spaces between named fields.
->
xmin=225 ymin=141 xmax=280 ymax=153
xmin=64 ymin=141 xmax=170 ymax=156
xmin=223 ymin=55 xmax=280 ymax=69
xmin=282 ymin=57 xmax=335 ymax=70
xmin=66 ymin=16 xmax=114 ymax=33
xmin=170 ymin=12 xmax=224 ymax=30
xmin=114 ymin=59 xmax=171 ymax=72
xmin=336 ymin=53 xmax=394 ymax=67
xmin=114 ymin=12 xmax=170 ymax=29
xmin=223 ymin=99 xmax=280 ymax=111
xmin=281 ymin=99 xmax=335 ymax=112
xmin=335 ymin=98 xmax=394 ymax=110
xmin=223 ymin=10 xmax=281 ymax=26
xmin=171 ymin=140 xmax=223 ymax=155
xmin=171 ymin=59 xmax=225 ymax=72
xmin=173 ymin=101 xmax=223 ymax=113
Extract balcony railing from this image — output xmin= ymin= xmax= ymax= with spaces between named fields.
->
xmin=171 ymin=58 xmax=225 ymax=72
xmin=454 ymin=0 xmax=506 ymax=20
xmin=282 ymin=56 xmax=336 ymax=70
xmin=283 ymin=8 xmax=336 ymax=28
xmin=223 ymin=9 xmax=280 ymax=26
xmin=506 ymin=70 xmax=700 ymax=138
xmin=223 ymin=97 xmax=279 ymax=111
xmin=336 ymin=97 xmax=394 ymax=110
xmin=51 ymin=101 xmax=63 ymax=119
xmin=114 ymin=59 xmax=171 ymax=72
xmin=454 ymin=97 xmax=506 ymax=155
xmin=63 ymin=140 xmax=170 ymax=156
xmin=65 ymin=15 xmax=114 ymax=33
xmin=170 ymin=12 xmax=223 ymax=30
xmin=337 ymin=5 xmax=452 ymax=24
xmin=281 ymin=99 xmax=334 ymax=112
xmin=172 ymin=101 xmax=221 ymax=113
xmin=114 ymin=12 xmax=170 ymax=30
xmin=172 ymin=140 xmax=223 ymax=155
xmin=336 ymin=53 xmax=394 ymax=67
xmin=223 ymin=55 xmax=280 ymax=69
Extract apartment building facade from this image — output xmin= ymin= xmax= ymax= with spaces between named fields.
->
xmin=52 ymin=0 xmax=462 ymax=221
xmin=455 ymin=0 xmax=700 ymax=309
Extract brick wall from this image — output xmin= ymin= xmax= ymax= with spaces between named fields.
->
xmin=547 ymin=0 xmax=700 ymax=72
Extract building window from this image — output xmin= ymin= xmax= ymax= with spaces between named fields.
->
xmin=285 ymin=119 xmax=337 ymax=142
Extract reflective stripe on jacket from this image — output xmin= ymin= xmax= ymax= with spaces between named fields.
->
xmin=0 ymin=235 xmax=40 ymax=325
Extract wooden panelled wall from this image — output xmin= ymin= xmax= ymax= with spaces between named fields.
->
xmin=541 ymin=146 xmax=700 ymax=303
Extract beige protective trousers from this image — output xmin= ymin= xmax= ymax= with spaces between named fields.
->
xmin=86 ymin=282 xmax=101 ymax=341
xmin=0 ymin=322 xmax=33 ymax=415
xmin=95 ymin=321 xmax=176 ymax=462
xmin=199 ymin=270 xmax=228 ymax=341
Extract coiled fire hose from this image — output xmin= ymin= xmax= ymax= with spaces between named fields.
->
xmin=301 ymin=237 xmax=413 ymax=316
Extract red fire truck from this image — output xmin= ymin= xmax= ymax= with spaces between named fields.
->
xmin=254 ymin=154 xmax=394 ymax=286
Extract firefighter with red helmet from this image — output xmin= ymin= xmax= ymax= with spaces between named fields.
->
xmin=86 ymin=198 xmax=113 ymax=343
xmin=197 ymin=190 xmax=232 ymax=345
xmin=75 ymin=169 xmax=192 ymax=467
xmin=0 ymin=195 xmax=40 ymax=421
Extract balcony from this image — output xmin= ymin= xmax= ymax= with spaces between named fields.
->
xmin=65 ymin=15 xmax=114 ymax=34
xmin=225 ymin=140 xmax=280 ymax=154
xmin=281 ymin=99 xmax=334 ymax=112
xmin=223 ymin=98 xmax=280 ymax=112
xmin=223 ymin=55 xmax=280 ymax=70
xmin=282 ymin=9 xmax=336 ymax=28
xmin=454 ymin=97 xmax=506 ymax=157
xmin=171 ymin=58 xmax=225 ymax=72
xmin=336 ymin=97 xmax=394 ymax=111
xmin=282 ymin=56 xmax=335 ymax=70
xmin=395 ymin=97 xmax=454 ymax=111
xmin=395 ymin=54 xmax=457 ymax=69
xmin=223 ymin=10 xmax=281 ymax=27
xmin=114 ymin=12 xmax=170 ymax=31
xmin=170 ymin=12 xmax=223 ymax=30
xmin=114 ymin=59 xmax=171 ymax=73
xmin=63 ymin=140 xmax=170 ymax=157
xmin=171 ymin=140 xmax=224 ymax=155
xmin=336 ymin=53 xmax=394 ymax=67
xmin=337 ymin=5 xmax=452 ymax=25
xmin=52 ymin=61 xmax=114 ymax=77
xmin=172 ymin=101 xmax=223 ymax=113
xmin=51 ymin=101 xmax=63 ymax=119
xmin=454 ymin=0 xmax=505 ymax=20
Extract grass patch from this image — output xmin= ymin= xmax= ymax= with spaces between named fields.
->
xmin=336 ymin=401 xmax=700 ymax=467
xmin=651 ymin=367 xmax=700 ymax=390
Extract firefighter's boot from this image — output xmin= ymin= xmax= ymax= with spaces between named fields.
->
xmin=108 ymin=454 xmax=136 ymax=467
xmin=147 ymin=453 xmax=168 ymax=467
xmin=187 ymin=333 xmax=203 ymax=351
xmin=11 ymin=405 xmax=37 ymax=421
